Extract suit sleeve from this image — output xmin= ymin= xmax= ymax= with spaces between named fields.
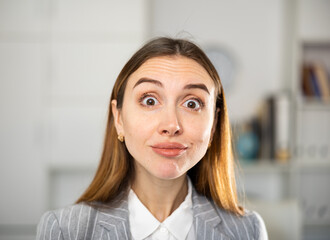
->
xmin=36 ymin=211 xmax=64 ymax=240
xmin=252 ymin=211 xmax=268 ymax=240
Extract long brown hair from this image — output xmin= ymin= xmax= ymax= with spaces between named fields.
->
xmin=77 ymin=37 xmax=243 ymax=215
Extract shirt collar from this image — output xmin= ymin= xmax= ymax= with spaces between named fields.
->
xmin=128 ymin=177 xmax=193 ymax=240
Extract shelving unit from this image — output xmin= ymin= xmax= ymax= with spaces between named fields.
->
xmin=238 ymin=161 xmax=292 ymax=202
xmin=292 ymin=0 xmax=330 ymax=238
xmin=238 ymin=3 xmax=330 ymax=239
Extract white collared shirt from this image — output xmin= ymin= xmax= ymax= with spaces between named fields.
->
xmin=128 ymin=178 xmax=195 ymax=240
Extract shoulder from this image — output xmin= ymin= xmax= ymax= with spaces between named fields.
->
xmin=192 ymin=191 xmax=267 ymax=239
xmin=244 ymin=210 xmax=268 ymax=239
xmin=36 ymin=201 xmax=130 ymax=240
xmin=36 ymin=203 xmax=98 ymax=240
xmin=214 ymin=204 xmax=268 ymax=240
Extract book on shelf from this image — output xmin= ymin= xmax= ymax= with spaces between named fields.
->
xmin=259 ymin=97 xmax=274 ymax=160
xmin=258 ymin=93 xmax=291 ymax=162
xmin=314 ymin=63 xmax=330 ymax=100
xmin=301 ymin=63 xmax=330 ymax=102
xmin=274 ymin=93 xmax=291 ymax=161
xmin=302 ymin=65 xmax=314 ymax=97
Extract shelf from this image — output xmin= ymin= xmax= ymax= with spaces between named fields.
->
xmin=301 ymin=39 xmax=330 ymax=47
xmin=304 ymin=221 xmax=330 ymax=227
xmin=297 ymin=160 xmax=330 ymax=170
xmin=296 ymin=97 xmax=330 ymax=110
xmin=238 ymin=159 xmax=330 ymax=173
xmin=238 ymin=160 xmax=291 ymax=174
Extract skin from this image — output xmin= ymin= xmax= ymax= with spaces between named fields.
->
xmin=112 ymin=55 xmax=217 ymax=222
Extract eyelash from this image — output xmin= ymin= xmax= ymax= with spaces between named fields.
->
xmin=138 ymin=93 xmax=159 ymax=107
xmin=138 ymin=93 xmax=205 ymax=111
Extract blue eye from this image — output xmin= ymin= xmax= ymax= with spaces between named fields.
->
xmin=183 ymin=99 xmax=202 ymax=110
xmin=141 ymin=96 xmax=159 ymax=106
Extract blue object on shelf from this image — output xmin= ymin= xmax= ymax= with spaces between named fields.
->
xmin=236 ymin=131 xmax=259 ymax=160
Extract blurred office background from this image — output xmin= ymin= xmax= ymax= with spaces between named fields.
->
xmin=0 ymin=0 xmax=329 ymax=239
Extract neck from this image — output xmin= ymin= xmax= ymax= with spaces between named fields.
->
xmin=131 ymin=173 xmax=188 ymax=222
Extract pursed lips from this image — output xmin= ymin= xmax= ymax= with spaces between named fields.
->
xmin=151 ymin=142 xmax=188 ymax=157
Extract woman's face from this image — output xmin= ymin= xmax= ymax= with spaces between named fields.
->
xmin=112 ymin=56 xmax=217 ymax=180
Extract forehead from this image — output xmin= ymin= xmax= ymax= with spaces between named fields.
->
xmin=128 ymin=56 xmax=215 ymax=87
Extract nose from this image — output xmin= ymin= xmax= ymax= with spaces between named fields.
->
xmin=158 ymin=107 xmax=182 ymax=136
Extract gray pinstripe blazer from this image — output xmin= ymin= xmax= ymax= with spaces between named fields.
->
xmin=37 ymin=187 xmax=267 ymax=240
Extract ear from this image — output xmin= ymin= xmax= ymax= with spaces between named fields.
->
xmin=111 ymin=99 xmax=124 ymax=136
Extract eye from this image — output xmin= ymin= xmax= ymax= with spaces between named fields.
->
xmin=141 ymin=96 xmax=159 ymax=106
xmin=183 ymin=98 xmax=202 ymax=111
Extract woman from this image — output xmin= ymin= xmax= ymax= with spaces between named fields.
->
xmin=37 ymin=37 xmax=267 ymax=240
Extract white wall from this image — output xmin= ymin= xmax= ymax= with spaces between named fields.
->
xmin=298 ymin=0 xmax=330 ymax=41
xmin=0 ymin=1 xmax=46 ymax=226
xmin=0 ymin=0 xmax=148 ymax=238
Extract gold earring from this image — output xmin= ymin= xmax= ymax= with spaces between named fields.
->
xmin=208 ymin=141 xmax=212 ymax=148
xmin=118 ymin=134 xmax=124 ymax=142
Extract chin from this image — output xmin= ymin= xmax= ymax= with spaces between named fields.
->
xmin=153 ymin=164 xmax=185 ymax=180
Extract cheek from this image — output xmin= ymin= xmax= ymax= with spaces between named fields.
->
xmin=184 ymin=114 xmax=214 ymax=143
xmin=121 ymin=106 xmax=156 ymax=144
xmin=183 ymin=118 xmax=213 ymax=161
xmin=121 ymin=116 xmax=151 ymax=161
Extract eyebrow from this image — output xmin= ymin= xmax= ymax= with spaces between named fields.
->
xmin=184 ymin=83 xmax=210 ymax=94
xmin=133 ymin=78 xmax=163 ymax=88
xmin=133 ymin=77 xmax=210 ymax=95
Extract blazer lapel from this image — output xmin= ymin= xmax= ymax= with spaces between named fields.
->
xmin=96 ymin=200 xmax=131 ymax=240
xmin=93 ymin=186 xmax=231 ymax=240
xmin=192 ymin=188 xmax=231 ymax=240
